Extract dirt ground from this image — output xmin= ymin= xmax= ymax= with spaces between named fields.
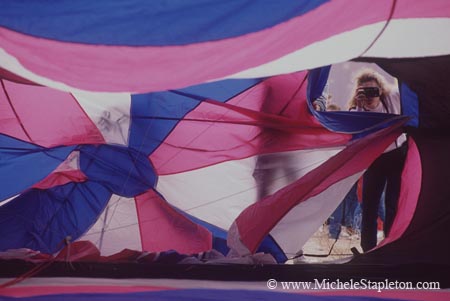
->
xmin=287 ymin=225 xmax=384 ymax=264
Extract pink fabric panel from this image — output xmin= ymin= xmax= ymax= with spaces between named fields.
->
xmin=151 ymin=73 xmax=350 ymax=175
xmin=234 ymin=119 xmax=407 ymax=253
xmin=0 ymin=285 xmax=174 ymax=297
xmin=55 ymin=241 xmax=100 ymax=262
xmin=135 ymin=190 xmax=212 ymax=254
xmin=33 ymin=170 xmax=87 ymax=189
xmin=375 ymin=138 xmax=422 ymax=249
xmin=0 ymin=0 xmax=410 ymax=92
xmin=0 ymin=80 xmax=104 ymax=147
xmin=394 ymin=0 xmax=450 ymax=18
xmin=0 ymin=79 xmax=28 ymax=141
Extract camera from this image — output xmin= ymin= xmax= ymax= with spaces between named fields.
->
xmin=356 ymin=87 xmax=380 ymax=98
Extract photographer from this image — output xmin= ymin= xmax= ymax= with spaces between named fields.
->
xmin=347 ymin=68 xmax=407 ymax=252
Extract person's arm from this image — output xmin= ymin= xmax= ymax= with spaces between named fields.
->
xmin=389 ymin=89 xmax=402 ymax=115
xmin=312 ymin=95 xmax=327 ymax=111
xmin=386 ymin=89 xmax=401 ymax=115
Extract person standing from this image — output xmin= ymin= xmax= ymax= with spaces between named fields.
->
xmin=348 ymin=68 xmax=407 ymax=252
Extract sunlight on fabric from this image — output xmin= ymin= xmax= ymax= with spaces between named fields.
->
xmin=157 ymin=147 xmax=342 ymax=231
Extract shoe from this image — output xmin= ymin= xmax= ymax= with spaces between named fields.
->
xmin=337 ymin=226 xmax=352 ymax=238
xmin=346 ymin=227 xmax=357 ymax=236
xmin=377 ymin=230 xmax=384 ymax=240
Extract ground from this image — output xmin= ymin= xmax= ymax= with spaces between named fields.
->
xmin=287 ymin=224 xmax=384 ymax=264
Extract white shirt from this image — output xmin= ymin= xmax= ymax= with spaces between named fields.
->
xmin=354 ymin=89 xmax=406 ymax=151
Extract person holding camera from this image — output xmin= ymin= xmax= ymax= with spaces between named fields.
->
xmin=347 ymin=68 xmax=407 ymax=252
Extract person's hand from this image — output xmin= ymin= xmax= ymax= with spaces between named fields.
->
xmin=355 ymin=91 xmax=366 ymax=108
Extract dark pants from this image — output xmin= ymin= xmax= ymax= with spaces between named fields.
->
xmin=361 ymin=145 xmax=406 ymax=252
xmin=329 ymin=182 xmax=359 ymax=239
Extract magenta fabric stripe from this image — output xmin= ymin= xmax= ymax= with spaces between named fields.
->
xmin=234 ymin=118 xmax=407 ymax=253
xmin=0 ymin=285 xmax=174 ymax=298
xmin=374 ymin=137 xmax=422 ymax=249
xmin=393 ymin=0 xmax=450 ymax=18
xmin=0 ymin=0 xmax=405 ymax=93
xmin=0 ymin=80 xmax=104 ymax=147
xmin=0 ymin=79 xmax=29 ymax=142
xmin=135 ymin=190 xmax=212 ymax=254
xmin=151 ymin=72 xmax=350 ymax=175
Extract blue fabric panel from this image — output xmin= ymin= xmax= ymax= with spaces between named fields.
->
xmin=400 ymin=82 xmax=419 ymax=127
xmin=79 ymin=145 xmax=156 ymax=197
xmin=0 ymin=289 xmax=402 ymax=301
xmin=0 ymin=182 xmax=111 ymax=253
xmin=0 ymin=134 xmax=74 ymax=201
xmin=129 ymin=91 xmax=200 ymax=156
xmin=307 ymin=66 xmax=331 ymax=102
xmin=0 ymin=0 xmax=328 ymax=46
xmin=174 ymin=78 xmax=262 ymax=102
xmin=257 ymin=236 xmax=288 ymax=264
xmin=129 ymin=79 xmax=262 ymax=155
xmin=313 ymin=111 xmax=403 ymax=134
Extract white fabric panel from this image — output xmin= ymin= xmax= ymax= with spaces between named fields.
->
xmin=270 ymin=173 xmax=363 ymax=257
xmin=229 ymin=23 xmax=385 ymax=79
xmin=81 ymin=195 xmax=142 ymax=256
xmin=73 ymin=91 xmax=131 ymax=146
xmin=231 ymin=19 xmax=450 ymax=79
xmin=157 ymin=157 xmax=256 ymax=230
xmin=364 ymin=18 xmax=450 ymax=58
xmin=156 ymin=147 xmax=342 ymax=230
